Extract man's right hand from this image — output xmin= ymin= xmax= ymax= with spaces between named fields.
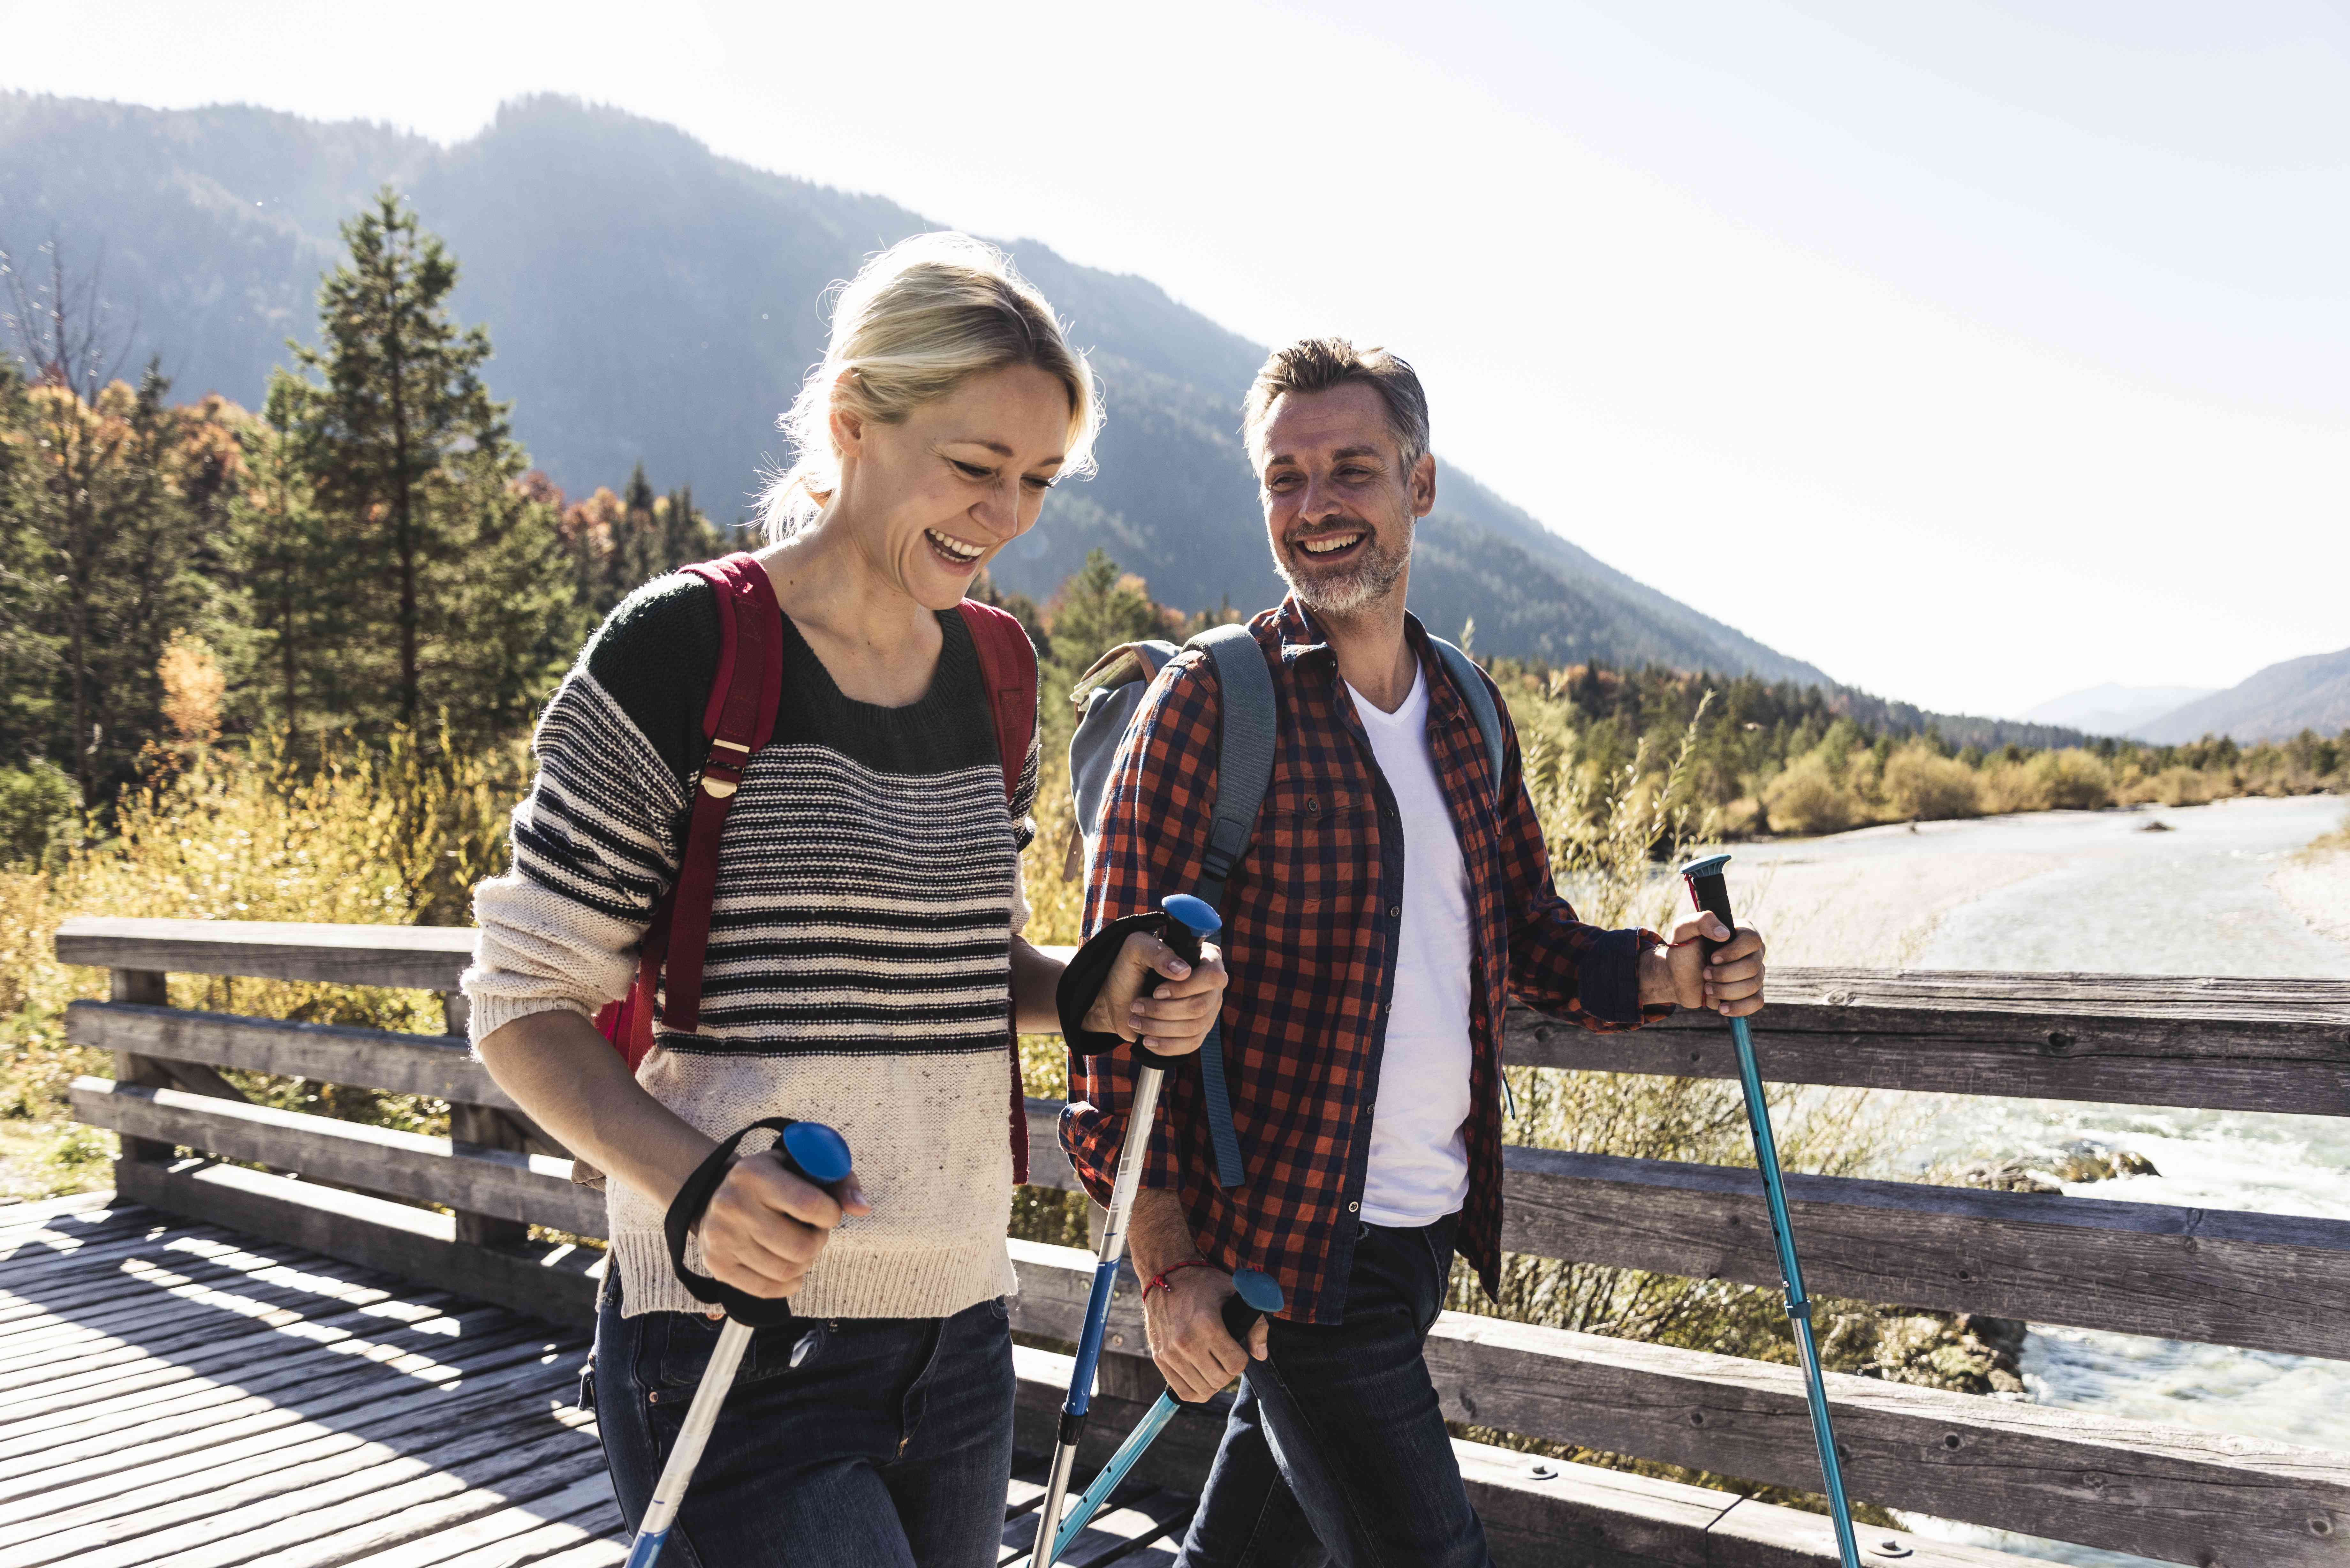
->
xmin=696 ymin=1151 xmax=872 ymax=1303
xmin=1144 ymin=1263 xmax=1270 ymax=1402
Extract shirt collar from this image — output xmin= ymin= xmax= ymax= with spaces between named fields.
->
xmin=1270 ymin=594 xmax=1443 ymax=687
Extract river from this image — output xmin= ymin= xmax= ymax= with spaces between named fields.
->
xmin=1727 ymin=794 xmax=2350 ymax=1566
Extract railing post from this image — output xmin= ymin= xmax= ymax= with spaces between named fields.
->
xmin=442 ymin=988 xmax=530 ymax=1250
xmin=109 ymin=968 xmax=177 ymax=1166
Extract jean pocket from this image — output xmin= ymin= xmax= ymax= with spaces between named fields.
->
xmin=656 ymin=1312 xmax=825 ymax=1390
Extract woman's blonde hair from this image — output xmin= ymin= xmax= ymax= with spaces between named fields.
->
xmin=760 ymin=232 xmax=1102 ymax=540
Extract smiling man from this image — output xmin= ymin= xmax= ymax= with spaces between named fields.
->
xmin=1061 ymin=338 xmax=1769 ymax=1567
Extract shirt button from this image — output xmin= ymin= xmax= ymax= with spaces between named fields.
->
xmin=1388 ymin=904 xmax=1401 ymax=918
xmin=1347 ymin=1202 xmax=1360 ymax=1212
xmin=1306 ymin=797 xmax=1320 ymax=814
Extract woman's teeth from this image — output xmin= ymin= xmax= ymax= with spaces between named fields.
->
xmin=926 ymin=529 xmax=984 ymax=564
xmin=1299 ymin=533 xmax=1363 ymax=555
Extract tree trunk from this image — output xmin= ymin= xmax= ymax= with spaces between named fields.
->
xmin=387 ymin=307 xmax=418 ymax=731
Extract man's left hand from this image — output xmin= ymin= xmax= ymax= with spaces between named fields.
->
xmin=1637 ymin=915 xmax=1767 ymax=1016
xmin=1082 ymin=931 xmax=1229 ymax=1056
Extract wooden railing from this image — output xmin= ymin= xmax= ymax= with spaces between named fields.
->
xmin=56 ymin=916 xmax=2350 ymax=1567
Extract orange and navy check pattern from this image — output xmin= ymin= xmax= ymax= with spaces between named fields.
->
xmin=1061 ymin=597 xmax=1666 ymax=1325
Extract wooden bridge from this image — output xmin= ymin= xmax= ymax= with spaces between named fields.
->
xmin=31 ymin=916 xmax=2350 ymax=1566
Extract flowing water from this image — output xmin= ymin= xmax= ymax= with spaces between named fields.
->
xmin=1731 ymin=795 xmax=2350 ymax=1566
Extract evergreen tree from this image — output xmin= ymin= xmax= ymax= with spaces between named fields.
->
xmin=276 ymin=190 xmax=579 ymax=744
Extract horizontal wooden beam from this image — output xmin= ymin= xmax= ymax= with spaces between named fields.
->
xmin=72 ymin=1080 xmax=604 ymax=1238
xmin=1517 ymin=968 xmax=2350 ymax=1117
xmin=66 ymin=1004 xmax=521 ymax=1111
xmin=52 ymin=917 xmax=475 ymax=993
xmin=1502 ymin=1144 xmax=2350 ymax=1363
xmin=110 ymin=1158 xmax=601 ymax=1327
xmin=1008 ymin=1241 xmax=2350 ymax=1566
xmin=1022 ymin=1103 xmax=2350 ymax=1362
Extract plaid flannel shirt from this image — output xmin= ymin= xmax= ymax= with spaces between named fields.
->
xmin=1061 ymin=597 xmax=1666 ymax=1324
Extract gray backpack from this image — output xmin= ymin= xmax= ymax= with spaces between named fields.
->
xmin=1066 ymin=621 xmax=1506 ymax=1187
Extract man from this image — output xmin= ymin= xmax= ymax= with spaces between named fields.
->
xmin=1061 ymin=338 xmax=1768 ymax=1567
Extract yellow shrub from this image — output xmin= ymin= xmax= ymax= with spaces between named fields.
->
xmin=2148 ymin=765 xmax=2214 ymax=807
xmin=1979 ymin=759 xmax=2047 ymax=813
xmin=1882 ymin=742 xmax=1982 ymax=822
xmin=2031 ymin=749 xmax=2115 ymax=810
xmin=1763 ymin=754 xmax=1863 ymax=836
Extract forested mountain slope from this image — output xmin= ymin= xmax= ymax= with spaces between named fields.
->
xmin=2 ymin=90 xmax=1836 ymax=683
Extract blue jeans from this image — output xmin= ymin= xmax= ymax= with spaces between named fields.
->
xmin=592 ymin=1278 xmax=1015 ymax=1568
xmin=1178 ymin=1213 xmax=1489 ymax=1568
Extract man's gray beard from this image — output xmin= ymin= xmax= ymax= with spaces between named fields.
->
xmin=1275 ymin=531 xmax=1411 ymax=617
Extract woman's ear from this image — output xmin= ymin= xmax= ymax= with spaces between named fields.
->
xmin=828 ymin=372 xmax=866 ymax=458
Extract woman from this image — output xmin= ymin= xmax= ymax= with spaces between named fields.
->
xmin=464 ymin=233 xmax=1227 ymax=1567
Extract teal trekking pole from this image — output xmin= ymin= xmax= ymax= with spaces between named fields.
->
xmin=1680 ymin=855 xmax=1860 ymax=1568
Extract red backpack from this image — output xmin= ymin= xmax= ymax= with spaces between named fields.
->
xmin=594 ymin=552 xmax=1040 ymax=1181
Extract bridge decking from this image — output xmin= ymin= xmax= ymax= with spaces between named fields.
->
xmin=0 ymin=1194 xmax=1187 ymax=1568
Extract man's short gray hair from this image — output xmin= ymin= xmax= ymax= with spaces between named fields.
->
xmin=1240 ymin=337 xmax=1429 ymax=472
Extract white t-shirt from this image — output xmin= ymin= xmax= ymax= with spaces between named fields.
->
xmin=1346 ymin=663 xmax=1475 ymax=1228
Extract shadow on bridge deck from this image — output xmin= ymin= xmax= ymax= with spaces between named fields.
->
xmin=0 ymin=1192 xmax=1189 ymax=1568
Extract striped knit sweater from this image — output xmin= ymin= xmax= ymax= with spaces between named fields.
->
xmin=462 ymin=572 xmax=1039 ymax=1320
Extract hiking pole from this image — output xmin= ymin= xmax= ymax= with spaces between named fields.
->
xmin=1011 ymin=1273 xmax=1283 ymax=1568
xmin=1030 ymin=894 xmax=1223 ymax=1568
xmin=625 ymin=1119 xmax=855 ymax=1568
xmin=1680 ymin=854 xmax=1860 ymax=1568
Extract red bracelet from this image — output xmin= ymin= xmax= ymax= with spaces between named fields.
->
xmin=1142 ymin=1259 xmax=1213 ymax=1301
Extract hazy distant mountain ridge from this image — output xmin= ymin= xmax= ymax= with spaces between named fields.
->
xmin=2020 ymin=683 xmax=2218 ymax=740
xmin=2136 ymin=648 xmax=2350 ymax=745
xmin=1 ymin=89 xmax=1848 ymax=688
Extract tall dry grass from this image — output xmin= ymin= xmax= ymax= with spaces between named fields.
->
xmin=0 ymin=728 xmax=523 ymax=1195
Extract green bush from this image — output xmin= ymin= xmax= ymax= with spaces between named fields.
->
xmin=0 ymin=763 xmax=78 ymax=869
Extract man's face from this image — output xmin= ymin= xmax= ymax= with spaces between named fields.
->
xmin=1255 ymin=383 xmax=1435 ymax=618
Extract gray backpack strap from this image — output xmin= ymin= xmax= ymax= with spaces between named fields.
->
xmin=1190 ymin=624 xmax=1277 ymax=913
xmin=1186 ymin=622 xmax=1276 ymax=1188
xmin=1429 ymin=635 xmax=1506 ymax=806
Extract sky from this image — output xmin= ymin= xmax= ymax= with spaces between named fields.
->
xmin=4 ymin=0 xmax=2346 ymax=718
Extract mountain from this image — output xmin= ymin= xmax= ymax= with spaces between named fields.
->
xmin=2020 ymin=684 xmax=2218 ymax=740
xmin=2136 ymin=648 xmax=2350 ymax=744
xmin=0 ymin=90 xmax=1842 ymax=686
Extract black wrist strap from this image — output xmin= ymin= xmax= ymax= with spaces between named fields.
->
xmin=1055 ymin=911 xmax=1165 ymax=1057
xmin=664 ymin=1117 xmax=807 ymax=1328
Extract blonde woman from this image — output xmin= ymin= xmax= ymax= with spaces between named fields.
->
xmin=464 ymin=234 xmax=1227 ymax=1567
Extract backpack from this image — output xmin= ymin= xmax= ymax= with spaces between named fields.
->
xmin=1065 ymin=619 xmax=1506 ymax=1187
xmin=595 ymin=552 xmax=1041 ymax=1182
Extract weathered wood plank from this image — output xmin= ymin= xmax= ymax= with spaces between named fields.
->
xmin=65 ymin=1004 xmax=522 ymax=1110
xmin=1010 ymin=1240 xmax=2350 ymax=1566
xmin=1023 ymin=1105 xmax=2350 ymax=1361
xmin=74 ymin=1080 xmax=605 ymax=1237
xmin=54 ymin=917 xmax=475 ymax=993
xmin=1514 ymin=969 xmax=2350 ymax=1116
xmin=0 ymin=1362 xmax=578 ymax=1556
xmin=0 ymin=1301 xmax=536 ymax=1472
xmin=347 ymin=1472 xmax=617 ymax=1568
xmin=0 ymin=1336 xmax=567 ymax=1511
xmin=1502 ymin=1144 xmax=2350 ymax=1362
xmin=109 ymin=1159 xmax=603 ymax=1328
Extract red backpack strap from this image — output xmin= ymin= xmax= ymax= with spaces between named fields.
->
xmin=958 ymin=600 xmax=1036 ymax=806
xmin=653 ymin=553 xmax=785 ymax=1038
xmin=959 ymin=599 xmax=1040 ymax=1183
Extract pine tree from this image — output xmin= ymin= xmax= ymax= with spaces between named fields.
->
xmin=276 ymin=190 xmax=579 ymax=745
xmin=278 ymin=190 xmax=513 ymax=734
